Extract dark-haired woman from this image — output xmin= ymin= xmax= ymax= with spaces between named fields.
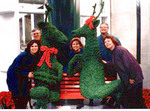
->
xmin=7 ymin=40 xmax=41 ymax=109
xmin=102 ymin=35 xmax=146 ymax=108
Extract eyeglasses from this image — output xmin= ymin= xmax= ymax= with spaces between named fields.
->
xmin=100 ymin=27 xmax=108 ymax=29
xmin=33 ymin=33 xmax=40 ymax=36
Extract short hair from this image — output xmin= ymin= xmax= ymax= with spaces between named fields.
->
xmin=100 ymin=22 xmax=109 ymax=29
xmin=25 ymin=40 xmax=41 ymax=55
xmin=70 ymin=37 xmax=84 ymax=49
xmin=31 ymin=28 xmax=40 ymax=33
xmin=102 ymin=35 xmax=120 ymax=46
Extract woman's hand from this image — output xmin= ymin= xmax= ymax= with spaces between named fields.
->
xmin=62 ymin=73 xmax=68 ymax=76
xmin=101 ymin=60 xmax=107 ymax=64
xmin=28 ymin=72 xmax=34 ymax=78
xmin=129 ymin=79 xmax=135 ymax=84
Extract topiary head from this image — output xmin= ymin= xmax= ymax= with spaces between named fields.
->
xmin=37 ymin=3 xmax=68 ymax=48
xmin=72 ymin=18 xmax=100 ymax=39
xmin=37 ymin=21 xmax=68 ymax=48
xmin=72 ymin=1 xmax=104 ymax=39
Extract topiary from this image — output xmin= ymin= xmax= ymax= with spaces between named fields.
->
xmin=30 ymin=4 xmax=68 ymax=109
xmin=67 ymin=1 xmax=121 ymax=99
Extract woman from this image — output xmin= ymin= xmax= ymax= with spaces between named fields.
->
xmin=7 ymin=40 xmax=41 ymax=109
xmin=63 ymin=37 xmax=84 ymax=73
xmin=102 ymin=35 xmax=146 ymax=108
xmin=63 ymin=37 xmax=84 ymax=109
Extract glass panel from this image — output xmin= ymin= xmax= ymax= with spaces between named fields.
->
xmin=19 ymin=0 xmax=44 ymax=4
xmin=19 ymin=18 xmax=23 ymax=45
xmin=19 ymin=18 xmax=26 ymax=52
xmin=102 ymin=17 xmax=107 ymax=23
xmin=25 ymin=14 xmax=32 ymax=44
xmin=34 ymin=14 xmax=44 ymax=28
xmin=19 ymin=13 xmax=44 ymax=52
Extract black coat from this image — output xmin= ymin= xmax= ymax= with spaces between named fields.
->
xmin=7 ymin=51 xmax=39 ymax=96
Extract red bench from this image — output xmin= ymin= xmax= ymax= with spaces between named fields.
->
xmin=59 ymin=73 xmax=116 ymax=100
xmin=59 ymin=73 xmax=85 ymax=99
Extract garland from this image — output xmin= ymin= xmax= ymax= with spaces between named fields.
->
xmin=0 ymin=91 xmax=15 ymax=109
xmin=143 ymin=89 xmax=150 ymax=108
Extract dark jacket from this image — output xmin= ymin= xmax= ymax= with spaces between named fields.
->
xmin=111 ymin=46 xmax=144 ymax=90
xmin=63 ymin=48 xmax=83 ymax=72
xmin=7 ymin=51 xmax=39 ymax=96
xmin=98 ymin=34 xmax=121 ymax=62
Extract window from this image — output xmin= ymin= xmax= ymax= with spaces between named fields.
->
xmin=19 ymin=1 xmax=46 ymax=51
xmin=19 ymin=0 xmax=44 ymax=4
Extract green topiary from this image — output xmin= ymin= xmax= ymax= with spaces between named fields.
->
xmin=67 ymin=1 xmax=121 ymax=99
xmin=30 ymin=4 xmax=68 ymax=109
xmin=30 ymin=86 xmax=50 ymax=109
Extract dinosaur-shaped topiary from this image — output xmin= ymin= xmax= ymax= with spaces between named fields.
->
xmin=67 ymin=1 xmax=121 ymax=99
xmin=30 ymin=4 xmax=68 ymax=109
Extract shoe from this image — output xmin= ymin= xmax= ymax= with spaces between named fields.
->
xmin=89 ymin=99 xmax=94 ymax=106
xmin=113 ymin=102 xmax=120 ymax=109
xmin=76 ymin=104 xmax=84 ymax=109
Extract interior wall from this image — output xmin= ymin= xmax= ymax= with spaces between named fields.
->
xmin=0 ymin=0 xmax=20 ymax=72
xmin=140 ymin=0 xmax=150 ymax=89
xmin=111 ymin=0 xmax=150 ymax=89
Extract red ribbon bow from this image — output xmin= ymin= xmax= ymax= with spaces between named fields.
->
xmin=37 ymin=46 xmax=58 ymax=68
xmin=85 ymin=16 xmax=95 ymax=29
xmin=0 ymin=91 xmax=15 ymax=109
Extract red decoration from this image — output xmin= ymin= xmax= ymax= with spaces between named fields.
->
xmin=143 ymin=89 xmax=150 ymax=108
xmin=0 ymin=91 xmax=15 ymax=109
xmin=85 ymin=16 xmax=95 ymax=29
xmin=37 ymin=46 xmax=58 ymax=68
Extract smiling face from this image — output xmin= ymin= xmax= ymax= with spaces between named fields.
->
xmin=100 ymin=23 xmax=109 ymax=35
xmin=30 ymin=43 xmax=39 ymax=55
xmin=104 ymin=38 xmax=115 ymax=51
xmin=72 ymin=40 xmax=81 ymax=52
xmin=32 ymin=30 xmax=41 ymax=41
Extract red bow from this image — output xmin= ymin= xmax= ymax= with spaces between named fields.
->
xmin=37 ymin=46 xmax=58 ymax=68
xmin=0 ymin=91 xmax=15 ymax=109
xmin=85 ymin=16 xmax=95 ymax=29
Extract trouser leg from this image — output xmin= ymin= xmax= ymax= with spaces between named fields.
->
xmin=12 ymin=96 xmax=29 ymax=109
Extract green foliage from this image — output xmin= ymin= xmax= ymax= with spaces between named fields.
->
xmin=37 ymin=21 xmax=68 ymax=48
xmin=30 ymin=4 xmax=68 ymax=109
xmin=30 ymin=86 xmax=50 ymax=100
xmin=68 ymin=2 xmax=121 ymax=99
xmin=49 ymin=91 xmax=60 ymax=102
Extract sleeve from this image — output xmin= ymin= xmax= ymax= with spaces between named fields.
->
xmin=14 ymin=53 xmax=30 ymax=77
xmin=119 ymin=48 xmax=136 ymax=80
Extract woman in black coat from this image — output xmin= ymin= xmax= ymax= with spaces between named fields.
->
xmin=102 ymin=35 xmax=146 ymax=108
xmin=7 ymin=40 xmax=41 ymax=109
